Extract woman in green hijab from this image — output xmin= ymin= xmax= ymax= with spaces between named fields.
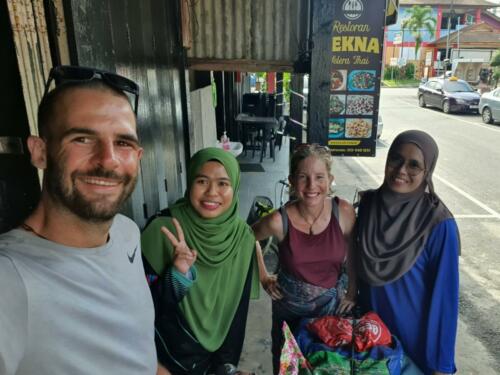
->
xmin=142 ymin=148 xmax=258 ymax=375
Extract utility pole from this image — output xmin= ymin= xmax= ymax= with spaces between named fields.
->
xmin=445 ymin=0 xmax=455 ymax=69
xmin=456 ymin=15 xmax=460 ymax=61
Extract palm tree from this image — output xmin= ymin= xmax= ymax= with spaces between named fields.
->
xmin=401 ymin=18 xmax=410 ymax=62
xmin=490 ymin=50 xmax=500 ymax=87
xmin=404 ymin=5 xmax=436 ymax=59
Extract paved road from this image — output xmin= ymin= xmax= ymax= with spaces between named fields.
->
xmin=335 ymin=87 xmax=500 ymax=374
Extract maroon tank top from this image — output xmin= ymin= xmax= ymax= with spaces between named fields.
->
xmin=278 ymin=198 xmax=347 ymax=288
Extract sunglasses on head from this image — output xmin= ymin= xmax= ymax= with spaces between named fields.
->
xmin=295 ymin=143 xmax=331 ymax=153
xmin=43 ymin=66 xmax=140 ymax=115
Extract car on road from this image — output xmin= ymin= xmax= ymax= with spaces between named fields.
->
xmin=417 ymin=77 xmax=480 ymax=114
xmin=479 ymin=88 xmax=500 ymax=124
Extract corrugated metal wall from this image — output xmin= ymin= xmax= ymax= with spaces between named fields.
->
xmin=65 ymin=0 xmax=187 ymax=228
xmin=186 ymin=0 xmax=310 ymax=69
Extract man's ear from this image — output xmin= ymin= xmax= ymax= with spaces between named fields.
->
xmin=27 ymin=136 xmax=47 ymax=169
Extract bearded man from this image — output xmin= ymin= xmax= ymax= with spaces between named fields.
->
xmin=0 ymin=66 xmax=161 ymax=375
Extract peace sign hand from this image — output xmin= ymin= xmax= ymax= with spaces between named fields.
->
xmin=161 ymin=218 xmax=197 ymax=275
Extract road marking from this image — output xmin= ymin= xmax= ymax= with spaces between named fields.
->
xmin=454 ymin=214 xmax=498 ymax=219
xmin=377 ymin=139 xmax=390 ymax=147
xmin=397 ymin=97 xmax=500 ymax=134
xmin=433 ymin=175 xmax=500 ymax=219
xmin=354 ymin=158 xmax=500 ymax=220
xmin=460 ymin=259 xmax=500 ymax=303
xmin=353 ymin=158 xmax=382 ymax=185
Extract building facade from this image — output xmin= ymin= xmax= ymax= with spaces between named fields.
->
xmin=384 ymin=0 xmax=500 ymax=77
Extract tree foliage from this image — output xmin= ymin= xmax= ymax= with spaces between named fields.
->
xmin=490 ymin=50 xmax=500 ymax=87
xmin=491 ymin=50 xmax=500 ymax=67
xmin=403 ymin=6 xmax=436 ymax=59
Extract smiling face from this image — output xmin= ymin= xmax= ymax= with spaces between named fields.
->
xmin=290 ymin=156 xmax=333 ymax=206
xmin=384 ymin=143 xmax=426 ymax=194
xmin=42 ymin=87 xmax=143 ymax=222
xmin=189 ymin=161 xmax=234 ymax=219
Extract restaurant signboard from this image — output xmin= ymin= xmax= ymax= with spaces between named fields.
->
xmin=327 ymin=0 xmax=386 ymax=156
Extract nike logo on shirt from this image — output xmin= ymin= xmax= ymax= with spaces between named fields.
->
xmin=128 ymin=246 xmax=138 ymax=263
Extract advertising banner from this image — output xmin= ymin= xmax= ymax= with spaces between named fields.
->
xmin=328 ymin=0 xmax=386 ymax=156
xmin=393 ymin=32 xmax=402 ymax=45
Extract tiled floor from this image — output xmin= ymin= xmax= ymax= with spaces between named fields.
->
xmin=236 ymin=138 xmax=291 ymax=375
xmin=237 ymin=138 xmax=291 ymax=220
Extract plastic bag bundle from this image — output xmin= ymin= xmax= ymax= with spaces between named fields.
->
xmin=278 ymin=322 xmax=312 ymax=375
xmin=307 ymin=311 xmax=391 ymax=352
xmin=281 ymin=312 xmax=404 ymax=375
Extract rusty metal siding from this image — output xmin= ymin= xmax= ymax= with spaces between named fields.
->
xmin=187 ymin=0 xmax=309 ymax=64
xmin=7 ymin=0 xmax=53 ymax=137
xmin=66 ymin=0 xmax=186 ymax=228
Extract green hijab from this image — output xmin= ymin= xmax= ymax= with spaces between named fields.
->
xmin=142 ymin=147 xmax=258 ymax=351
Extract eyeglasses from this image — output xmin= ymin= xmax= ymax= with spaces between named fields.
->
xmin=43 ymin=66 xmax=140 ymax=115
xmin=386 ymin=154 xmax=425 ymax=176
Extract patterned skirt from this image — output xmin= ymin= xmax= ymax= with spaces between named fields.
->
xmin=274 ymin=270 xmax=347 ymax=319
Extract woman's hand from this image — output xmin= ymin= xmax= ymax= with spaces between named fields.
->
xmin=261 ymin=274 xmax=283 ymax=300
xmin=161 ymin=218 xmax=197 ymax=275
xmin=336 ymin=295 xmax=356 ymax=315
xmin=156 ymin=363 xmax=171 ymax=375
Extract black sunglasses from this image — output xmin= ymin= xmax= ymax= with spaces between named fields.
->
xmin=295 ymin=143 xmax=331 ymax=153
xmin=43 ymin=66 xmax=140 ymax=115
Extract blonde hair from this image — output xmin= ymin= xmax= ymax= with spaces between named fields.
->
xmin=289 ymin=144 xmax=334 ymax=196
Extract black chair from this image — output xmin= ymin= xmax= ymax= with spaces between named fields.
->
xmin=273 ymin=116 xmax=287 ymax=151
xmin=242 ymin=93 xmax=264 ymax=116
xmin=240 ymin=93 xmax=278 ymax=161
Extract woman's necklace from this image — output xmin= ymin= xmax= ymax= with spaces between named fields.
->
xmin=297 ymin=200 xmax=325 ymax=235
xmin=20 ymin=223 xmax=49 ymax=240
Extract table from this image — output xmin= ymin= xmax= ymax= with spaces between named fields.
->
xmin=235 ymin=113 xmax=279 ymax=162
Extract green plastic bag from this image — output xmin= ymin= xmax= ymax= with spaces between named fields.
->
xmin=307 ymin=351 xmax=351 ymax=375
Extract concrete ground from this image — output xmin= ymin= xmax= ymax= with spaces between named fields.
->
xmin=235 ymin=137 xmax=497 ymax=374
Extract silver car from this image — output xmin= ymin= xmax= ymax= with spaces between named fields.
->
xmin=479 ymin=88 xmax=500 ymax=124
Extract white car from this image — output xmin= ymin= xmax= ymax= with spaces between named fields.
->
xmin=377 ymin=114 xmax=383 ymax=139
xmin=479 ymin=88 xmax=500 ymax=124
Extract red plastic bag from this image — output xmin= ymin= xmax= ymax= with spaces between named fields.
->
xmin=307 ymin=316 xmax=353 ymax=348
xmin=353 ymin=311 xmax=392 ymax=352
xmin=307 ymin=312 xmax=392 ymax=352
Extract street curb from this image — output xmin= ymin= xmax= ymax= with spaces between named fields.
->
xmin=381 ymin=84 xmax=419 ymax=88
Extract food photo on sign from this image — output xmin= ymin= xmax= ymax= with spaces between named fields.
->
xmin=331 ymin=69 xmax=347 ymax=91
xmin=348 ymin=70 xmax=376 ymax=92
xmin=329 ymin=94 xmax=346 ymax=115
xmin=328 ymin=118 xmax=345 ymax=138
xmin=345 ymin=118 xmax=372 ymax=138
xmin=346 ymin=95 xmax=374 ymax=115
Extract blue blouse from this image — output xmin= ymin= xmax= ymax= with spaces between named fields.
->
xmin=359 ymin=219 xmax=460 ymax=375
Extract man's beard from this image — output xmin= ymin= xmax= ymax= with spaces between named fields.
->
xmin=45 ymin=155 xmax=137 ymax=222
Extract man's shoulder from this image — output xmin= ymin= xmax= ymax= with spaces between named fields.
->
xmin=0 ymin=229 xmax=28 ymax=256
xmin=113 ymin=214 xmax=140 ymax=231
xmin=0 ymin=248 xmax=25 ymax=288
xmin=111 ymin=214 xmax=141 ymax=243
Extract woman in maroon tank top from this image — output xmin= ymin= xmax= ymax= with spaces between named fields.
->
xmin=252 ymin=144 xmax=357 ymax=374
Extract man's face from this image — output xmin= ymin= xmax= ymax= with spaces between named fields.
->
xmin=44 ymin=88 xmax=143 ymax=222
